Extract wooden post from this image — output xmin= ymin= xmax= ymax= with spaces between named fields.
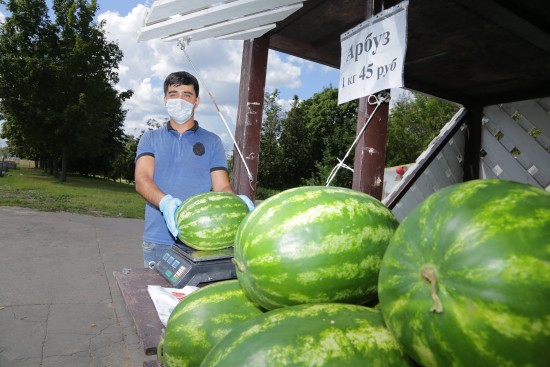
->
xmin=351 ymin=0 xmax=398 ymax=199
xmin=462 ymin=106 xmax=482 ymax=181
xmin=352 ymin=95 xmax=390 ymax=199
xmin=231 ymin=36 xmax=270 ymax=200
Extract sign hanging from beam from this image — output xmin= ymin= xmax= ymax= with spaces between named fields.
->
xmin=338 ymin=1 xmax=409 ymax=104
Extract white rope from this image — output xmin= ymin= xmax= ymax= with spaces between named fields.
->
xmin=325 ymin=92 xmax=391 ymax=186
xmin=177 ymin=38 xmax=254 ymax=190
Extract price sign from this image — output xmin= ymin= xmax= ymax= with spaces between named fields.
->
xmin=338 ymin=1 xmax=409 ymax=104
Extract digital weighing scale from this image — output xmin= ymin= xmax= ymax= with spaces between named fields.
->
xmin=155 ymin=242 xmax=236 ymax=288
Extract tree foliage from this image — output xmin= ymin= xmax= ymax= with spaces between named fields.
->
xmin=386 ymin=92 xmax=460 ymax=166
xmin=0 ymin=0 xmax=56 ymax=164
xmin=256 ymin=88 xmax=358 ymax=196
xmin=256 ymin=88 xmax=459 ymax=197
xmin=299 ymin=87 xmax=358 ymax=188
xmin=0 ymin=0 xmax=132 ymax=181
xmin=257 ymin=90 xmax=284 ymax=188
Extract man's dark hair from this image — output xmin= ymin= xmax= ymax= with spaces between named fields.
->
xmin=163 ymin=71 xmax=200 ymax=97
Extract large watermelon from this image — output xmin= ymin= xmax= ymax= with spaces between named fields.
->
xmin=157 ymin=279 xmax=264 ymax=367
xmin=201 ymin=303 xmax=414 ymax=367
xmin=378 ymin=179 xmax=550 ymax=367
xmin=233 ymin=186 xmax=399 ymax=310
xmin=176 ymin=192 xmax=249 ymax=250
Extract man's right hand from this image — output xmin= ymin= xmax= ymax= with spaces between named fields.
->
xmin=159 ymin=194 xmax=182 ymax=238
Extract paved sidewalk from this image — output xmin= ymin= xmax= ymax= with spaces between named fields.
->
xmin=0 ymin=206 xmax=153 ymax=367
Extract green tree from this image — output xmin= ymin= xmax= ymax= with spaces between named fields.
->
xmin=298 ymin=87 xmax=358 ymax=188
xmin=386 ymin=92 xmax=460 ymax=166
xmin=0 ymin=144 xmax=9 ymax=158
xmin=0 ymin=0 xmax=58 ymax=168
xmin=111 ymin=134 xmax=138 ymax=183
xmin=277 ymin=95 xmax=311 ymax=189
xmin=257 ymin=89 xmax=284 ymax=189
xmin=117 ymin=115 xmax=168 ymax=184
xmin=255 ymin=88 xmax=457 ymax=197
xmin=256 ymin=87 xmax=358 ymax=192
xmin=0 ymin=0 xmax=132 ymax=181
xmin=52 ymin=0 xmax=132 ymax=181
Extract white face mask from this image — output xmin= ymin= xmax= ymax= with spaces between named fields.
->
xmin=165 ymin=98 xmax=195 ymax=124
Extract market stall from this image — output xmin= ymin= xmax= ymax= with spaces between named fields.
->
xmin=118 ymin=1 xmax=550 ymax=366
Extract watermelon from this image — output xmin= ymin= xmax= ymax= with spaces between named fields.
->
xmin=233 ymin=186 xmax=399 ymax=310
xmin=201 ymin=303 xmax=414 ymax=367
xmin=378 ymin=179 xmax=550 ymax=367
xmin=157 ymin=279 xmax=264 ymax=367
xmin=176 ymin=192 xmax=249 ymax=250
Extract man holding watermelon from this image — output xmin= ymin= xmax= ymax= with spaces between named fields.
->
xmin=134 ymin=71 xmax=254 ymax=268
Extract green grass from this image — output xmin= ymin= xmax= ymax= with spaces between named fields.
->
xmin=0 ymin=165 xmax=145 ymax=219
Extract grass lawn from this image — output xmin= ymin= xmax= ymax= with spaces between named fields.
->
xmin=0 ymin=164 xmax=145 ymax=219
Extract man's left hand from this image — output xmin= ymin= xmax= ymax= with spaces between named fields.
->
xmin=237 ymin=194 xmax=255 ymax=211
xmin=159 ymin=194 xmax=182 ymax=238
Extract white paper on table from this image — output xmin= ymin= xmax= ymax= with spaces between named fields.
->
xmin=147 ymin=285 xmax=200 ymax=326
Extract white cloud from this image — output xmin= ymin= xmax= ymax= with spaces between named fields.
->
xmin=266 ymin=51 xmax=302 ymax=91
xmin=99 ymin=5 xmax=329 ymax=150
xmin=0 ymin=11 xmax=5 ymax=24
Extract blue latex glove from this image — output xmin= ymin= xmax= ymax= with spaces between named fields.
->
xmin=159 ymin=194 xmax=182 ymax=238
xmin=237 ymin=194 xmax=255 ymax=211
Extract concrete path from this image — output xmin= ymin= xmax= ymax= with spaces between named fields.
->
xmin=0 ymin=206 xmax=153 ymax=366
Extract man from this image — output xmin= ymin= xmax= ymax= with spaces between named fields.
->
xmin=135 ymin=71 xmax=253 ymax=268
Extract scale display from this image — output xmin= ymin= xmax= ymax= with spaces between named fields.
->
xmin=155 ymin=242 xmax=237 ymax=288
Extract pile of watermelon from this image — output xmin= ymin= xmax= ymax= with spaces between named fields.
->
xmin=159 ymin=180 xmax=550 ymax=367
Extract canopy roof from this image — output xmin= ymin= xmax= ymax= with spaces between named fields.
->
xmin=140 ymin=0 xmax=550 ymax=106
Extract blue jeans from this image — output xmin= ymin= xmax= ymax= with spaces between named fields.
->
xmin=142 ymin=241 xmax=172 ymax=269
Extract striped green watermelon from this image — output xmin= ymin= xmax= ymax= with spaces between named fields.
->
xmin=176 ymin=192 xmax=249 ymax=250
xmin=378 ymin=179 xmax=550 ymax=367
xmin=157 ymin=279 xmax=264 ymax=367
xmin=233 ymin=186 xmax=399 ymax=310
xmin=201 ymin=303 xmax=414 ymax=367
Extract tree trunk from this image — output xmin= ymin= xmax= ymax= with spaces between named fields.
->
xmin=60 ymin=149 xmax=67 ymax=182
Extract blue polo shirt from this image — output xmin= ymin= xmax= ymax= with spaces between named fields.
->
xmin=136 ymin=121 xmax=228 ymax=245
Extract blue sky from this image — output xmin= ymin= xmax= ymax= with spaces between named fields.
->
xmin=0 ymin=1 xmax=342 ymax=149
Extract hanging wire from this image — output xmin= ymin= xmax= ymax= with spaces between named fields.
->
xmin=325 ymin=92 xmax=391 ymax=186
xmin=177 ymin=37 xmax=255 ymax=190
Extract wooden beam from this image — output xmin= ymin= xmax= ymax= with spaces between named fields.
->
xmin=231 ymin=36 xmax=270 ymax=200
xmin=452 ymin=0 xmax=550 ymax=54
xmin=352 ymin=94 xmax=390 ymax=199
xmin=462 ymin=106 xmax=482 ymax=181
xmin=269 ymin=35 xmax=338 ymax=67
xmin=404 ymin=76 xmax=471 ymax=105
xmin=351 ymin=0 xmax=400 ymax=199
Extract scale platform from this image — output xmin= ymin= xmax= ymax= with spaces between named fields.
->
xmin=155 ymin=242 xmax=236 ymax=288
